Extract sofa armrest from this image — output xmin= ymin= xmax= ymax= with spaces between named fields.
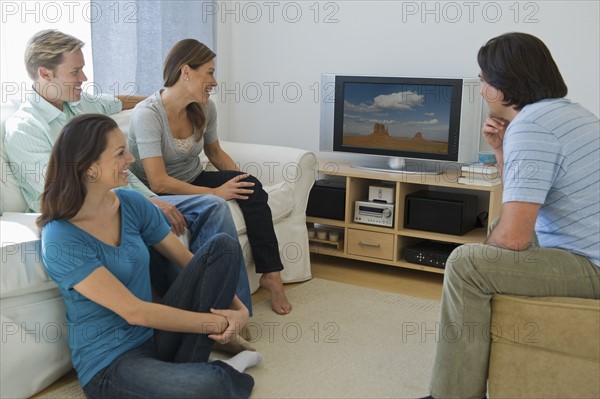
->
xmin=202 ymin=141 xmax=317 ymax=217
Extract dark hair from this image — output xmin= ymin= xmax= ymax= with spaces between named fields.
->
xmin=477 ymin=32 xmax=568 ymax=110
xmin=163 ymin=39 xmax=216 ymax=138
xmin=37 ymin=114 xmax=118 ymax=228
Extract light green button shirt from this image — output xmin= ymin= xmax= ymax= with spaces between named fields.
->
xmin=4 ymin=91 xmax=154 ymax=212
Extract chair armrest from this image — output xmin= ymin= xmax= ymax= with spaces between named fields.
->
xmin=202 ymin=141 xmax=317 ymax=216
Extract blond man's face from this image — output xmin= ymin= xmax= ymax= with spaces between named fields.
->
xmin=38 ymin=49 xmax=87 ymax=105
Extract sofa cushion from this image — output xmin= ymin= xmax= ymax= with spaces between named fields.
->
xmin=0 ymin=144 xmax=29 ymax=213
xmin=491 ymin=295 xmax=600 ymax=359
xmin=110 ymin=108 xmax=133 ymax=136
xmin=0 ymin=212 xmax=56 ymax=299
xmin=489 ymin=294 xmax=600 ymax=399
xmin=1 ymin=102 xmax=29 ymax=213
xmin=1 ymin=294 xmax=72 ymax=399
xmin=228 ymin=181 xmax=294 ymax=235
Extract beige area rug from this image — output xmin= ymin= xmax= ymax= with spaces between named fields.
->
xmin=37 ymin=278 xmax=441 ymax=398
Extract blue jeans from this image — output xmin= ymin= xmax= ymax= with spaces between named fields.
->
xmin=149 ymin=194 xmax=252 ymax=314
xmin=83 ymin=234 xmax=254 ymax=399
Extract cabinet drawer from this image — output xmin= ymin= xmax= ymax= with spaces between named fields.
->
xmin=347 ymin=229 xmax=394 ymax=260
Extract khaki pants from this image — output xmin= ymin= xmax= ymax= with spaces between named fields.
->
xmin=429 ymin=230 xmax=600 ymax=398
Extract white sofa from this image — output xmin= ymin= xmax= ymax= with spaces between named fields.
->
xmin=0 ymin=104 xmax=316 ymax=398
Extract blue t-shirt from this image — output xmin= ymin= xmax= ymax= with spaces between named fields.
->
xmin=502 ymin=98 xmax=599 ymax=266
xmin=41 ymin=189 xmax=171 ymax=387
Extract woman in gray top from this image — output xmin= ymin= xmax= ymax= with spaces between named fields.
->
xmin=129 ymin=39 xmax=291 ymax=315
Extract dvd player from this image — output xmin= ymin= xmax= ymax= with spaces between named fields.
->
xmin=403 ymin=241 xmax=460 ymax=269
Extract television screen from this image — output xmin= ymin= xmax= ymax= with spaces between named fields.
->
xmin=333 ymin=76 xmax=463 ymax=162
xmin=320 ymin=74 xmax=482 ymax=174
xmin=342 ymin=82 xmax=454 ymax=155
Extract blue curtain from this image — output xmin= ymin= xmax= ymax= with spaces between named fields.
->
xmin=91 ymin=1 xmax=215 ymax=96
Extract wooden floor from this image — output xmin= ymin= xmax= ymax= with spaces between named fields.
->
xmin=34 ymin=255 xmax=444 ymax=397
xmin=255 ymin=254 xmax=444 ymax=303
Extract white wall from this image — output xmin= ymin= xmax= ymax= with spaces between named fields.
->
xmin=215 ymin=0 xmax=599 ymax=157
xmin=1 ymin=1 xmax=93 ymax=103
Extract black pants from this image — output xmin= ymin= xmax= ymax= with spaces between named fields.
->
xmin=191 ymin=170 xmax=284 ymax=274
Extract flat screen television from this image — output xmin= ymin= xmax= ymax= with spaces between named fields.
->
xmin=320 ymin=74 xmax=483 ymax=174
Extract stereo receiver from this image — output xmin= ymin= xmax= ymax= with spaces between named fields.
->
xmin=354 ymin=201 xmax=394 ymax=227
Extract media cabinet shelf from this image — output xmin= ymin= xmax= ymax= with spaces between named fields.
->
xmin=306 ymin=217 xmax=346 ymax=228
xmin=397 ymin=227 xmax=489 ymax=244
xmin=308 ymin=237 xmax=344 ymax=250
xmin=307 ymin=160 xmax=503 ymax=274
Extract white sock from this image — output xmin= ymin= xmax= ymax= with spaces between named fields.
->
xmin=222 ymin=350 xmax=263 ymax=373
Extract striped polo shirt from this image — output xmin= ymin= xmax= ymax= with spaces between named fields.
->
xmin=4 ymin=92 xmax=154 ymax=212
xmin=503 ymin=98 xmax=599 ymax=266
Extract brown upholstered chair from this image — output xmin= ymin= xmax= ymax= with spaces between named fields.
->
xmin=488 ymin=294 xmax=600 ymax=399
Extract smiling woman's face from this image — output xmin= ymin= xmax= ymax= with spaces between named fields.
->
xmin=88 ymin=128 xmax=135 ymax=188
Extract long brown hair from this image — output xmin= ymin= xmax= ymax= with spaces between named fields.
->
xmin=478 ymin=32 xmax=567 ymax=110
xmin=37 ymin=114 xmax=118 ymax=228
xmin=163 ymin=39 xmax=216 ymax=139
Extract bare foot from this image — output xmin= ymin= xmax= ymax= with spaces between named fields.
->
xmin=260 ymin=272 xmax=292 ymax=315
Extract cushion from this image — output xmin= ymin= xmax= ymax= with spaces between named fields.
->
xmin=1 ymin=297 xmax=71 ymax=399
xmin=228 ymin=181 xmax=294 ymax=235
xmin=0 ymin=212 xmax=56 ymax=299
xmin=1 ymin=103 xmax=29 ymax=213
xmin=491 ymin=295 xmax=600 ymax=359
xmin=110 ymin=108 xmax=133 ymax=136
xmin=489 ymin=294 xmax=600 ymax=399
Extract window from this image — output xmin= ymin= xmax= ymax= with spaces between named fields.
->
xmin=1 ymin=0 xmax=93 ymax=103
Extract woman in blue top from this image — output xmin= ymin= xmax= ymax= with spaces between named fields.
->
xmin=128 ymin=39 xmax=292 ymax=315
xmin=38 ymin=114 xmax=261 ymax=398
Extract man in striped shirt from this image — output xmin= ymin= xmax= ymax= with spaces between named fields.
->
xmin=423 ymin=32 xmax=599 ymax=399
xmin=3 ymin=30 xmax=251 ymax=311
